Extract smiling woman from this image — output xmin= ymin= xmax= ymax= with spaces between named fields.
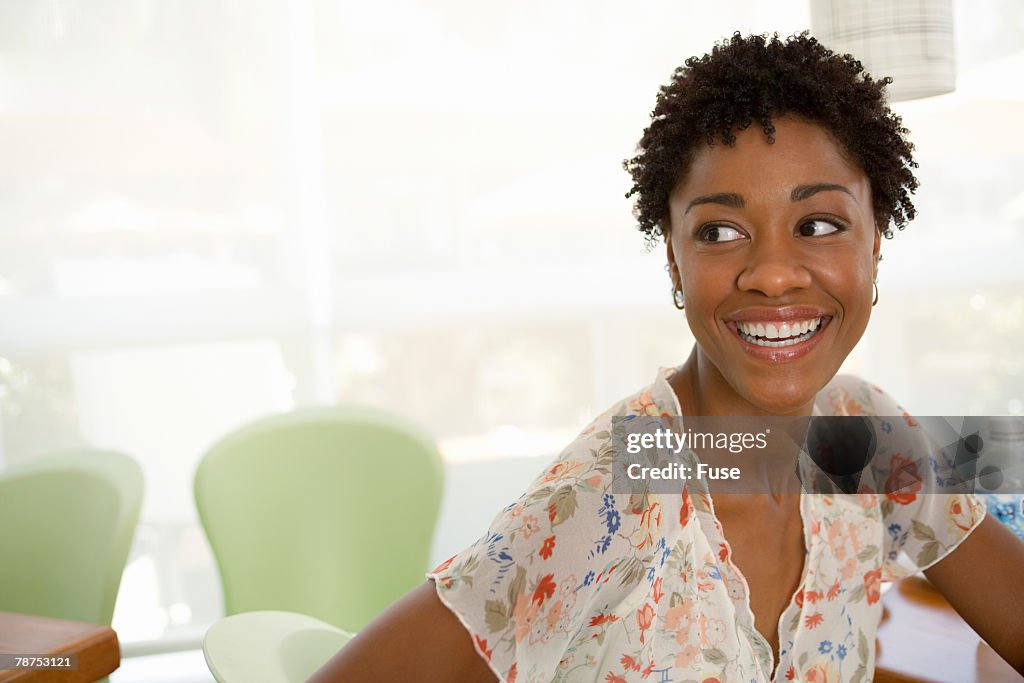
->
xmin=309 ymin=32 xmax=1024 ymax=683
xmin=665 ymin=117 xmax=880 ymax=416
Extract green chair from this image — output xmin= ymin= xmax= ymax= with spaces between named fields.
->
xmin=203 ymin=610 xmax=354 ymax=683
xmin=0 ymin=449 xmax=144 ymax=625
xmin=194 ymin=405 xmax=444 ymax=633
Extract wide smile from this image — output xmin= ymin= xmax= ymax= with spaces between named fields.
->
xmin=725 ymin=315 xmax=833 ymax=362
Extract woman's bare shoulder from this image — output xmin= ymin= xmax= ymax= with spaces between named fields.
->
xmin=308 ymin=580 xmax=499 ymax=683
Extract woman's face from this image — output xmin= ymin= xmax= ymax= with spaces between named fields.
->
xmin=666 ymin=116 xmax=881 ymax=414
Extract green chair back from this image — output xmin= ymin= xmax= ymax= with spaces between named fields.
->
xmin=203 ymin=610 xmax=354 ymax=683
xmin=194 ymin=405 xmax=444 ymax=632
xmin=0 ymin=449 xmax=144 ymax=625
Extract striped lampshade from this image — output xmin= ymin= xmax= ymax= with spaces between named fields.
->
xmin=811 ymin=0 xmax=956 ymax=102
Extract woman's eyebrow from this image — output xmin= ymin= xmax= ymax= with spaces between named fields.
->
xmin=684 ymin=184 xmax=855 ymax=214
xmin=684 ymin=192 xmax=744 ymax=214
xmin=791 ymin=183 xmax=854 ymax=201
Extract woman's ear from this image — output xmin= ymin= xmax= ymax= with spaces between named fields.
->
xmin=872 ymin=225 xmax=882 ymax=281
xmin=665 ymin=234 xmax=681 ymax=290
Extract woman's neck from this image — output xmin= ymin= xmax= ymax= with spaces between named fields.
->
xmin=670 ymin=345 xmax=817 ymax=418
xmin=669 ymin=346 xmax=813 ymax=496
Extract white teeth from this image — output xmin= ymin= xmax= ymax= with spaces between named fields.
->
xmin=745 ymin=331 xmax=813 ymax=347
xmin=735 ymin=317 xmax=824 ymax=344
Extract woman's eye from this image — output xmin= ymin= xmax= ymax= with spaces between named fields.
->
xmin=798 ymin=219 xmax=841 ymax=237
xmin=700 ymin=225 xmax=746 ymax=242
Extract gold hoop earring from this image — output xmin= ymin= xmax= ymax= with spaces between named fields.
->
xmin=672 ymin=287 xmax=686 ymax=310
xmin=872 ymin=281 xmax=879 ymax=306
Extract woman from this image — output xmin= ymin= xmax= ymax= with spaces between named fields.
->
xmin=311 ymin=33 xmax=1024 ymax=682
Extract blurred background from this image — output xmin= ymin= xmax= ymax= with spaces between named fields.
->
xmin=0 ymin=0 xmax=1021 ymax=679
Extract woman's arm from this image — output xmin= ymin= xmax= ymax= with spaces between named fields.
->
xmin=923 ymin=514 xmax=1024 ymax=673
xmin=307 ymin=579 xmax=499 ymax=682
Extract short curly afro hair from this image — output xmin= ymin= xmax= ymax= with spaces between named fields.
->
xmin=623 ymin=32 xmax=919 ymax=246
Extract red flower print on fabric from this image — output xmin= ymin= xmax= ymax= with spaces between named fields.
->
xmin=540 ymin=535 xmax=556 ymax=560
xmin=637 ymin=603 xmax=655 ymax=643
xmin=474 ymin=636 xmax=493 ymax=661
xmin=864 ymin=569 xmax=882 ymax=605
xmin=532 ymin=574 xmax=557 ymax=606
xmin=884 ymin=453 xmax=921 ymax=505
xmin=588 ymin=612 xmax=619 ymax=627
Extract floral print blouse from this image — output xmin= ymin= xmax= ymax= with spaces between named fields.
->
xmin=428 ymin=368 xmax=985 ymax=683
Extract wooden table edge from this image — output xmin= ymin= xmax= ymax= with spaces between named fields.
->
xmin=0 ymin=624 xmax=119 ymax=683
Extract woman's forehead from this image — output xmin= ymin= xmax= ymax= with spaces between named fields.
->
xmin=672 ymin=117 xmax=870 ymax=203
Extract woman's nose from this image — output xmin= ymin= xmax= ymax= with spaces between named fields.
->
xmin=735 ymin=238 xmax=813 ymax=298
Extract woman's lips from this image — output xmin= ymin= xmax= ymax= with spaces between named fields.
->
xmin=725 ymin=315 xmax=833 ymax=362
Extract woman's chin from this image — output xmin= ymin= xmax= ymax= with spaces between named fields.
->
xmin=737 ymin=380 xmax=823 ymax=416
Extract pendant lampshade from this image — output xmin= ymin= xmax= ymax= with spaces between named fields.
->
xmin=811 ymin=0 xmax=956 ymax=102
